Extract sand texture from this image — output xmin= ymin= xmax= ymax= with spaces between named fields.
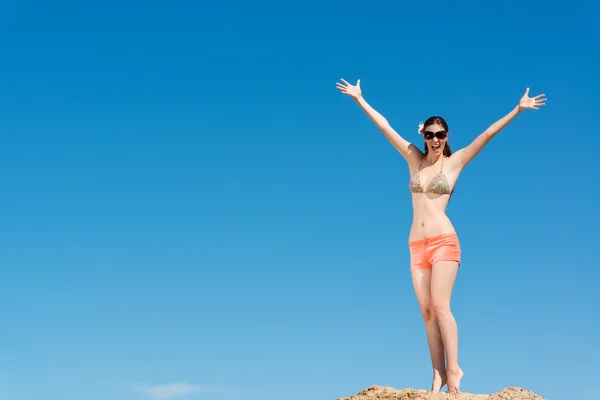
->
xmin=335 ymin=385 xmax=545 ymax=400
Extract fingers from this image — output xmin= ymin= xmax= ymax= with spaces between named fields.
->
xmin=336 ymin=78 xmax=361 ymax=96
xmin=336 ymin=79 xmax=349 ymax=91
xmin=335 ymin=82 xmax=348 ymax=95
xmin=336 ymin=78 xmax=360 ymax=88
xmin=335 ymin=83 xmax=352 ymax=97
xmin=523 ymin=88 xmax=548 ymax=108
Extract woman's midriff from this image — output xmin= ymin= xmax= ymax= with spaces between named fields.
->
xmin=408 ymin=194 xmax=456 ymax=242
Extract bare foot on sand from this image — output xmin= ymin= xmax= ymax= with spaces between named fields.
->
xmin=431 ymin=370 xmax=447 ymax=393
xmin=446 ymin=367 xmax=464 ymax=395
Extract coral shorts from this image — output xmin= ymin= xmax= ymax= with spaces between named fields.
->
xmin=408 ymin=233 xmax=461 ymax=270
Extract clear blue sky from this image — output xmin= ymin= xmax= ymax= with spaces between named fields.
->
xmin=0 ymin=1 xmax=598 ymax=400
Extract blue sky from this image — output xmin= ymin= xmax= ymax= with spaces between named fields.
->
xmin=0 ymin=1 xmax=598 ymax=400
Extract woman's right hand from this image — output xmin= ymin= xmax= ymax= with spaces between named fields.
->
xmin=336 ymin=78 xmax=362 ymax=100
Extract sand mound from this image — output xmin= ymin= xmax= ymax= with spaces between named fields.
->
xmin=335 ymin=385 xmax=544 ymax=400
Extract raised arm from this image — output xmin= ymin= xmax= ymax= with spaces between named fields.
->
xmin=453 ymin=88 xmax=546 ymax=168
xmin=336 ymin=78 xmax=422 ymax=164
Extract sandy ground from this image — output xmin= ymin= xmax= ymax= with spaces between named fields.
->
xmin=334 ymin=385 xmax=545 ymax=400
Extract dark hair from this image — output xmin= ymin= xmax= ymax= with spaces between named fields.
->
xmin=422 ymin=116 xmax=452 ymax=157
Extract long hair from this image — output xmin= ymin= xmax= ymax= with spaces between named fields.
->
xmin=422 ymin=116 xmax=452 ymax=157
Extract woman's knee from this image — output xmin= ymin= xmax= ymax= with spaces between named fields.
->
xmin=420 ymin=305 xmax=435 ymax=322
xmin=431 ymin=300 xmax=451 ymax=317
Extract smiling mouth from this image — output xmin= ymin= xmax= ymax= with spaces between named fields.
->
xmin=431 ymin=143 xmax=440 ymax=152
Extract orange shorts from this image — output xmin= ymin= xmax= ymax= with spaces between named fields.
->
xmin=408 ymin=233 xmax=461 ymax=270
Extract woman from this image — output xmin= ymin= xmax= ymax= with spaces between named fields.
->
xmin=335 ymin=78 xmax=546 ymax=395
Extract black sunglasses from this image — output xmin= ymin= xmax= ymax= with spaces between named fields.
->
xmin=423 ymin=130 xmax=447 ymax=140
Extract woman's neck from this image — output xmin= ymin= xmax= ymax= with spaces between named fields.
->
xmin=426 ymin=153 xmax=442 ymax=164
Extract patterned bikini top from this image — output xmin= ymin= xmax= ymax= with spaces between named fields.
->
xmin=408 ymin=156 xmax=452 ymax=195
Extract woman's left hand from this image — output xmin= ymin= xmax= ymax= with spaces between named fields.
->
xmin=518 ymin=88 xmax=547 ymax=111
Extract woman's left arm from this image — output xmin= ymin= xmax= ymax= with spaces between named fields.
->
xmin=453 ymin=88 xmax=546 ymax=168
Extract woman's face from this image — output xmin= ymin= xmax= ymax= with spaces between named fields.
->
xmin=423 ymin=123 xmax=448 ymax=156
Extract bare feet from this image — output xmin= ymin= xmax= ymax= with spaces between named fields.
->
xmin=431 ymin=370 xmax=447 ymax=393
xmin=446 ymin=367 xmax=464 ymax=395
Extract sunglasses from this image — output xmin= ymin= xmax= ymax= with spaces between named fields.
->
xmin=423 ymin=130 xmax=448 ymax=140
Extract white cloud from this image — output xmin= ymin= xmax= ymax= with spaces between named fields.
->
xmin=135 ymin=383 xmax=208 ymax=399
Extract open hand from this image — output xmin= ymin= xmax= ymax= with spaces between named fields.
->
xmin=336 ymin=78 xmax=362 ymax=100
xmin=518 ymin=88 xmax=546 ymax=110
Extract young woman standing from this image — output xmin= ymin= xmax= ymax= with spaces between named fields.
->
xmin=336 ymin=78 xmax=546 ymax=395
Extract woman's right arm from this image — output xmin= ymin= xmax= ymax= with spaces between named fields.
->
xmin=355 ymin=95 xmax=421 ymax=162
xmin=336 ymin=78 xmax=421 ymax=164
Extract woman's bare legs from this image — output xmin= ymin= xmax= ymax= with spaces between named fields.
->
xmin=411 ymin=269 xmax=447 ymax=392
xmin=431 ymin=260 xmax=463 ymax=395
